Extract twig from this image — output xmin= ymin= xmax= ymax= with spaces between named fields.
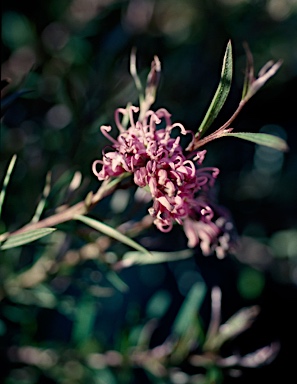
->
xmin=0 ymin=175 xmax=128 ymax=242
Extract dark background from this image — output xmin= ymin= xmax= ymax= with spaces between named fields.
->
xmin=1 ymin=1 xmax=297 ymax=383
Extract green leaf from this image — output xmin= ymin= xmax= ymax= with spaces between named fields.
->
xmin=222 ymin=132 xmax=288 ymax=151
xmin=241 ymin=42 xmax=254 ymax=101
xmin=0 ymin=154 xmax=17 ymax=219
xmin=74 ymin=214 xmax=151 ymax=257
xmin=106 ymin=270 xmax=129 ymax=292
xmin=49 ymin=169 xmax=76 ymax=200
xmin=0 ymin=228 xmax=56 ymax=250
xmin=31 ymin=171 xmax=52 ymax=223
xmin=116 ymin=249 xmax=193 ymax=268
xmin=4 ymin=284 xmax=57 ymax=308
xmin=172 ymin=282 xmax=206 ymax=337
xmin=197 ymin=40 xmax=233 ymax=138
xmin=170 ymin=282 xmax=206 ymax=362
xmin=72 ymin=297 xmax=97 ymax=344
xmin=29 ymin=284 xmax=57 ymax=308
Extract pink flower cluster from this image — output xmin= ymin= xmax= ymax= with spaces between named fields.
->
xmin=93 ymin=106 xmax=233 ymax=256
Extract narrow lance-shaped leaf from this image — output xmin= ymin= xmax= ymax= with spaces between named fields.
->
xmin=172 ymin=282 xmax=206 ymax=337
xmin=204 ymin=287 xmax=222 ymax=348
xmin=241 ymin=42 xmax=255 ymax=100
xmin=218 ymin=305 xmax=260 ymax=346
xmin=31 ymin=171 xmax=52 ymax=223
xmin=170 ymin=282 xmax=206 ymax=363
xmin=241 ymin=42 xmax=282 ymax=102
xmin=244 ymin=60 xmax=283 ymax=102
xmin=197 ymin=40 xmax=233 ymax=138
xmin=115 ymin=249 xmax=193 ymax=269
xmin=106 ymin=270 xmax=129 ymax=292
xmin=72 ymin=297 xmax=97 ymax=344
xmin=204 ymin=306 xmax=260 ymax=352
xmin=0 ymin=154 xmax=17 ymax=219
xmin=0 ymin=228 xmax=56 ymax=250
xmin=74 ymin=214 xmax=151 ymax=257
xmin=221 ymin=132 xmax=288 ymax=152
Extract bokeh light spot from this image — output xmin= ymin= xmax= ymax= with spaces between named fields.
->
xmin=238 ymin=267 xmax=265 ymax=299
xmin=46 ymin=104 xmax=72 ymax=129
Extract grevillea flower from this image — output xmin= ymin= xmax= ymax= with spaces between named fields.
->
xmin=93 ymin=106 xmax=234 ymax=256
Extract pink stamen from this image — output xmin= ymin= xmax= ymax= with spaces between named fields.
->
xmin=114 ymin=108 xmax=128 ymax=132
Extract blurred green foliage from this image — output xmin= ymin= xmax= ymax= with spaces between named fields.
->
xmin=1 ymin=0 xmax=297 ymax=383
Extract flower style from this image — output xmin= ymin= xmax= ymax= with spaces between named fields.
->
xmin=93 ymin=106 xmax=234 ymax=256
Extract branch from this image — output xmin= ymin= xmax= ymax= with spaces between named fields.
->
xmin=0 ymin=175 xmax=128 ymax=243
